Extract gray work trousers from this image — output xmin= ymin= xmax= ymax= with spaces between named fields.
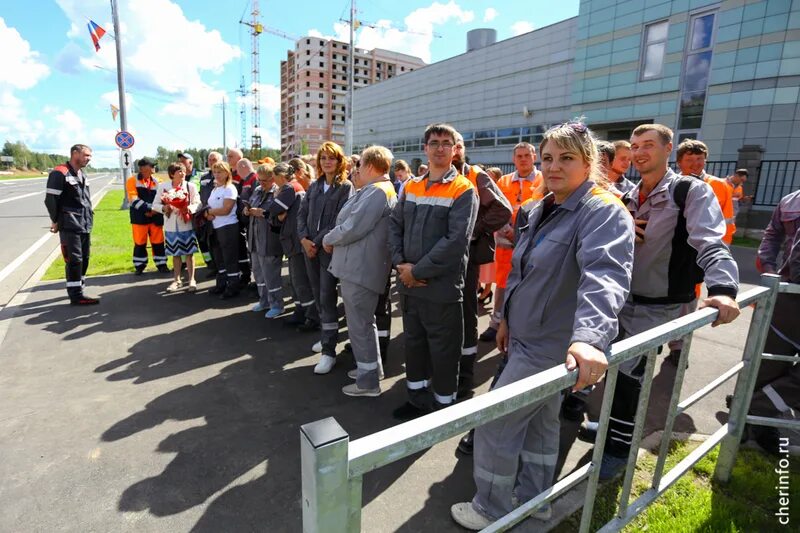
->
xmin=251 ymin=253 xmax=283 ymax=310
xmin=341 ymin=280 xmax=383 ymax=390
xmin=288 ymin=252 xmax=318 ymax=323
xmin=667 ymin=299 xmax=698 ymax=351
xmin=472 ymin=344 xmax=561 ymax=520
xmin=402 ymin=295 xmax=463 ymax=408
xmin=305 ymin=251 xmax=339 ymax=356
xmin=605 ymin=300 xmax=683 ymax=458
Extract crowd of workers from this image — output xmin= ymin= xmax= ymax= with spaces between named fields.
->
xmin=44 ymin=118 xmax=797 ymax=529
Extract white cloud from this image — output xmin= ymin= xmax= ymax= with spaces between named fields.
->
xmin=0 ymin=17 xmax=51 ymax=144
xmin=483 ymin=8 xmax=498 ymax=22
xmin=326 ymin=1 xmax=475 ymax=64
xmin=511 ymin=21 xmax=534 ymax=36
xmin=55 ymin=0 xmax=241 ymax=118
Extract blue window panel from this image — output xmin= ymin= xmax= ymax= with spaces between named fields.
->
xmin=790 ymin=12 xmax=800 ymax=30
xmin=709 ymin=66 xmax=734 ymax=84
xmin=586 ymin=54 xmax=611 ymax=70
xmin=763 ymin=14 xmax=788 ymax=33
xmin=660 ymin=100 xmax=677 ymax=115
xmin=573 ymin=60 xmax=586 ymax=72
xmin=643 ymin=3 xmax=671 ymax=23
xmin=759 ymin=43 xmax=784 ymax=62
xmin=614 ymin=47 xmax=640 ymax=64
xmin=670 ymin=0 xmax=689 ymax=14
xmin=750 ymin=88 xmax=775 ymax=106
xmin=590 ymin=6 xmax=616 ymax=24
xmin=572 ymin=80 xmax=585 ymax=93
xmin=729 ymin=91 xmax=752 ymax=108
xmin=713 ymin=51 xmax=736 ymax=68
xmin=669 ymin=21 xmax=687 ymax=38
xmin=733 ymin=63 xmax=757 ymax=81
xmin=646 ymin=0 xmax=670 ymax=8
xmin=577 ymin=26 xmax=589 ymax=40
xmin=575 ymin=47 xmax=588 ymax=60
xmin=614 ymin=11 xmax=644 ymax=31
xmin=690 ymin=14 xmax=716 ymax=50
xmin=666 ymin=36 xmax=686 ymax=54
xmin=609 ymin=70 xmax=638 ymax=86
xmin=707 ymin=93 xmax=730 ymax=110
xmin=606 ymin=106 xmax=634 ymax=120
xmin=636 ymin=79 xmax=662 ymax=95
xmin=661 ymin=76 xmax=680 ymax=91
xmin=684 ymin=51 xmax=713 ymax=91
xmin=783 ymin=41 xmax=800 ymax=59
xmin=689 ymin=0 xmax=718 ymax=9
xmin=586 ymin=40 xmax=613 ymax=58
xmin=588 ymin=19 xmax=615 ymax=38
xmin=742 ymin=1 xmax=767 ymax=20
xmin=635 ymin=102 xmax=661 ymax=116
xmin=583 ymin=75 xmax=609 ymax=90
xmin=612 ymin=35 xmax=641 ymax=53
xmin=774 ymin=87 xmax=799 ymax=105
xmin=609 ymin=84 xmax=636 ymax=98
xmin=716 ymin=24 xmax=740 ymax=43
xmin=766 ymin=0 xmax=791 ymax=16
xmin=779 ymin=58 xmax=800 ymax=76
xmin=755 ymin=60 xmax=781 ymax=79
xmin=740 ymin=19 xmax=765 ymax=38
xmin=585 ymin=109 xmax=608 ymax=123
xmin=583 ymin=88 xmax=609 ymax=102
xmin=618 ymin=0 xmax=642 ymax=14
xmin=736 ymin=47 xmax=759 ymax=64
xmin=717 ymin=7 xmax=744 ymax=27
xmin=664 ymin=61 xmax=682 ymax=77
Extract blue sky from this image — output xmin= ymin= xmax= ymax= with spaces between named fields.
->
xmin=1 ymin=0 xmax=579 ymax=167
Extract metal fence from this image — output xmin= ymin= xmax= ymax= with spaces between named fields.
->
xmin=300 ymin=274 xmax=799 ymax=532
xmin=753 ymin=160 xmax=800 ymax=206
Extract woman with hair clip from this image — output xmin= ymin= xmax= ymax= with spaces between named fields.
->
xmin=451 ymin=121 xmax=635 ymax=530
xmin=297 ymin=141 xmax=354 ymax=374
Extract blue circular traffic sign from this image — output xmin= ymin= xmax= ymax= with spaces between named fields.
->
xmin=115 ymin=131 xmax=135 ymax=149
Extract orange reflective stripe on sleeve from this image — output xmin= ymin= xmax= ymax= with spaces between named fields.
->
xmin=126 ymin=176 xmax=140 ymax=203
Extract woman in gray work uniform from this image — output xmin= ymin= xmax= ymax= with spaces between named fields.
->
xmin=451 ymin=122 xmax=635 ymax=530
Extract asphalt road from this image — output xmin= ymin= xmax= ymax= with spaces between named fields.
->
xmin=0 ymin=244 xmax=768 ymax=532
xmin=0 ymin=173 xmax=117 ymax=308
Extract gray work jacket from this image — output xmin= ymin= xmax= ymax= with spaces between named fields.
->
xmin=324 ymin=179 xmax=398 ymax=294
xmin=504 ymin=180 xmax=634 ymax=361
xmin=248 ymin=183 xmax=282 ymax=256
xmin=389 ymin=166 xmax=479 ymax=303
xmin=297 ymin=177 xmax=355 ymax=249
xmin=625 ymin=169 xmax=739 ymax=303
xmin=268 ymin=181 xmax=305 ymax=257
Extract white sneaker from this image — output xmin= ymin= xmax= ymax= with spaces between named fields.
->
xmin=342 ymin=383 xmax=381 ymax=397
xmin=312 ymin=340 xmax=322 ymax=353
xmin=450 ymin=502 xmax=492 ymax=531
xmin=313 ymin=355 xmax=336 ymax=374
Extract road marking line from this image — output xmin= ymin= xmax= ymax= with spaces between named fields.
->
xmin=0 ymin=175 xmax=112 ymax=204
xmin=0 ymin=176 xmax=117 ymax=286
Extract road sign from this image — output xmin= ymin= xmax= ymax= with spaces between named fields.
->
xmin=119 ymin=149 xmax=132 ymax=170
xmin=115 ymin=131 xmax=135 ymax=149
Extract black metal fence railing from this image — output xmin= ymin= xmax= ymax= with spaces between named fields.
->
xmin=753 ymin=160 xmax=800 ymax=206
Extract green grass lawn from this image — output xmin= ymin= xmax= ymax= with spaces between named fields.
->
xmin=732 ymin=235 xmax=761 ymax=248
xmin=42 ymin=189 xmax=198 ymax=280
xmin=553 ymin=441 xmax=800 ymax=532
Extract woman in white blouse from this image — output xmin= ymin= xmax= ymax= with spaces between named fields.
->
xmin=152 ymin=162 xmax=201 ymax=292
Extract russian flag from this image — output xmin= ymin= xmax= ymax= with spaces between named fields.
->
xmin=87 ymin=20 xmax=106 ymax=52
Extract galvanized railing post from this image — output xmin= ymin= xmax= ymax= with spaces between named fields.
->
xmin=714 ymin=273 xmax=781 ymax=483
xmin=301 ymin=417 xmax=360 ymax=532
xmin=617 ymin=349 xmax=659 ymax=518
xmin=652 ymin=332 xmax=694 ymax=488
xmin=579 ymin=366 xmax=620 ymax=533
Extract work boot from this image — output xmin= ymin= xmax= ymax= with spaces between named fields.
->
xmin=284 ymin=313 xmax=306 ymax=327
xmin=297 ymin=319 xmax=321 ymax=332
xmin=578 ymin=420 xmax=599 ymax=443
xmin=392 ymin=402 xmax=429 ymax=422
xmin=599 ymin=453 xmax=627 ymax=481
xmin=666 ymin=349 xmax=686 ymax=367
xmin=479 ymin=326 xmax=497 ymax=342
xmin=157 ymin=264 xmax=170 ymax=274
xmin=457 ymin=429 xmax=474 ymax=455
xmin=134 ymin=265 xmax=145 ymax=276
xmin=561 ymin=393 xmax=587 ymax=421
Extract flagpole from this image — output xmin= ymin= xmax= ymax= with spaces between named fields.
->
xmin=110 ymin=0 xmax=130 ymax=208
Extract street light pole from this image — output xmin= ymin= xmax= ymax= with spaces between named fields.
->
xmin=345 ymin=0 xmax=355 ymax=155
xmin=111 ymin=0 xmax=130 ymax=208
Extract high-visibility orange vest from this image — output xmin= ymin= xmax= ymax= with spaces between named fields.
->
xmin=497 ymin=170 xmax=544 ymax=224
xmin=704 ymin=174 xmax=735 ymax=244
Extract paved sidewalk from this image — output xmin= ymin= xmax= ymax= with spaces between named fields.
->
xmin=0 ymin=247 xmax=762 ymax=532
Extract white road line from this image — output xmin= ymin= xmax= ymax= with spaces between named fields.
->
xmin=0 ymin=175 xmax=113 ymax=204
xmin=0 ymin=176 xmax=117 ymax=286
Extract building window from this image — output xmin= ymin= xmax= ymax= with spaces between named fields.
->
xmin=319 ymin=50 xmax=323 ymax=56
xmin=319 ymin=104 xmax=323 ymax=109
xmin=497 ymin=128 xmax=521 ymax=145
xmin=306 ymin=50 xmax=310 ymax=55
xmin=474 ymin=130 xmax=496 ymax=147
xmin=306 ymin=113 xmax=310 ymax=118
xmin=319 ymin=93 xmax=324 ymax=98
xmin=306 ymin=60 xmax=310 ymax=66
xmin=306 ymin=81 xmax=310 ymax=87
xmin=306 ymin=39 xmax=310 ymax=45
xmin=641 ymin=20 xmax=668 ymax=80
xmin=320 ymin=40 xmax=324 ymax=46
xmin=319 ymin=72 xmax=323 ymax=78
xmin=401 ymin=66 xmax=405 ymax=71
xmin=679 ymin=12 xmax=716 ymax=130
xmin=319 ymin=83 xmax=324 ymax=88
xmin=319 ymin=114 xmax=324 ymax=119
xmin=319 ymin=62 xmax=324 ymax=67
xmin=306 ymin=92 xmax=310 ymax=97
xmin=306 ymin=103 xmax=310 ymax=108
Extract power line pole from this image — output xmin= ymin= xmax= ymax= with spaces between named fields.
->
xmin=111 ymin=0 xmax=130 ymax=209
xmin=222 ymin=96 xmax=227 ymax=156
xmin=250 ymin=1 xmax=262 ymax=158
xmin=239 ymin=76 xmax=247 ymax=149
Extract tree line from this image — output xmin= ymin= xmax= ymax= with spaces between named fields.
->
xmin=152 ymin=146 xmax=282 ymax=170
xmin=2 ymin=141 xmax=68 ymax=171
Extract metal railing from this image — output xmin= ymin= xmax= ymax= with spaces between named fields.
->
xmin=300 ymin=274 xmax=798 ymax=532
xmin=752 ymin=160 xmax=800 ymax=207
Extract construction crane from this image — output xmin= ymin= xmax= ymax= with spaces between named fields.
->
xmin=338 ymin=18 xmax=442 ymax=38
xmin=240 ymin=1 xmax=262 ymax=154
